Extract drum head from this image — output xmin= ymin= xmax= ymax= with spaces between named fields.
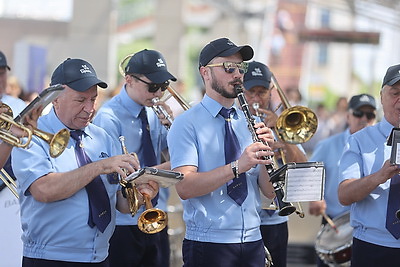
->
xmin=315 ymin=212 xmax=353 ymax=265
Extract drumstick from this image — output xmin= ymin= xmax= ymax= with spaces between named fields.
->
xmin=322 ymin=212 xmax=339 ymax=233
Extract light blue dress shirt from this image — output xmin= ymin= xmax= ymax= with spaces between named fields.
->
xmin=311 ymin=129 xmax=350 ymax=218
xmin=339 ymin=117 xmax=400 ymax=248
xmin=11 ymin=108 xmax=120 ymax=262
xmin=93 ymin=86 xmax=169 ymax=225
xmin=168 ymin=94 xmax=263 ymax=243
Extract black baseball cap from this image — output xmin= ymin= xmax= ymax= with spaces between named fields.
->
xmin=50 ymin=58 xmax=107 ymax=92
xmin=124 ymin=49 xmax=176 ymax=83
xmin=382 ymin=64 xmax=400 ymax=88
xmin=243 ymin=61 xmax=272 ymax=90
xmin=348 ymin=94 xmax=376 ymax=110
xmin=198 ymin=37 xmax=254 ymax=68
xmin=0 ymin=51 xmax=11 ymax=70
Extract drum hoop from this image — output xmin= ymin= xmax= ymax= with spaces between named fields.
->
xmin=316 ymin=241 xmax=352 ymax=255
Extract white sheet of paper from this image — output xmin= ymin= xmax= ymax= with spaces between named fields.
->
xmin=396 ymin=144 xmax=400 ymax=164
xmin=283 ymin=166 xmax=324 ymax=202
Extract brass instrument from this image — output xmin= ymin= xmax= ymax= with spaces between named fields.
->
xmin=235 ymin=84 xmax=297 ymax=216
xmin=271 ymin=74 xmax=318 ymax=144
xmin=118 ymin=136 xmax=168 ymax=234
xmin=0 ymin=168 xmax=18 ymax=198
xmin=119 ymin=136 xmax=140 ymax=217
xmin=0 ymin=103 xmax=70 ymax=158
xmin=151 ymin=97 xmax=173 ymax=130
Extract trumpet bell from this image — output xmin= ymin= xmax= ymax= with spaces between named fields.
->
xmin=276 ymin=106 xmax=318 ymax=144
xmin=49 ymin=129 xmax=70 ymax=158
xmin=138 ymin=208 xmax=168 ymax=234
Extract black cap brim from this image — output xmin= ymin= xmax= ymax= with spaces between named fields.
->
xmin=145 ymin=71 xmax=177 ymax=83
xmin=386 ymin=76 xmax=400 ymax=87
xmin=244 ymin=79 xmax=271 ymax=91
xmin=68 ymin=77 xmax=108 ymax=92
xmin=218 ymin=45 xmax=254 ymax=62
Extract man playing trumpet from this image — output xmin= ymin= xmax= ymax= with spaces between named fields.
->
xmin=94 ymin=49 xmax=176 ymax=267
xmin=12 ymin=58 xmax=158 ymax=266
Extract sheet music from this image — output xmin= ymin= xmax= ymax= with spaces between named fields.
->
xmin=283 ymin=165 xmax=324 ymax=202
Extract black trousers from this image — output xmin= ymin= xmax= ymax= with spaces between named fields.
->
xmin=108 ymin=225 xmax=170 ymax=267
xmin=351 ymin=237 xmax=400 ymax=267
xmin=182 ymin=238 xmax=265 ymax=267
xmin=260 ymin=222 xmax=288 ymax=267
xmin=22 ymin=257 xmax=109 ymax=267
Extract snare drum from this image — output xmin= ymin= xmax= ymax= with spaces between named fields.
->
xmin=315 ymin=212 xmax=352 ymax=267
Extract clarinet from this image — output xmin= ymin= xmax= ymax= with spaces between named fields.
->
xmin=235 ymin=84 xmax=296 ymax=216
xmin=235 ymin=85 xmax=275 ymax=174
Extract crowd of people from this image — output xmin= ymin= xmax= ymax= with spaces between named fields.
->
xmin=1 ymin=36 xmax=400 ymax=267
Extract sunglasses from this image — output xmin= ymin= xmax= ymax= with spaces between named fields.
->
xmin=205 ymin=62 xmax=249 ymax=74
xmin=352 ymin=110 xmax=376 ymax=120
xmin=131 ymin=75 xmax=170 ymax=93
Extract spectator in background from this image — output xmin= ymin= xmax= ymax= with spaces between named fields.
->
xmin=326 ymin=96 xmax=348 ymax=136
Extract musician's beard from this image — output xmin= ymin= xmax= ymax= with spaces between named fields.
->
xmin=210 ymin=70 xmax=237 ymax=99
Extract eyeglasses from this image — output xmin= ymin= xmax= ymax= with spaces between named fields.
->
xmin=352 ymin=110 xmax=376 ymax=120
xmin=131 ymin=75 xmax=170 ymax=93
xmin=205 ymin=62 xmax=249 ymax=74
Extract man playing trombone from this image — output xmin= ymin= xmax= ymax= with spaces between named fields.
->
xmin=11 ymin=58 xmax=159 ymax=266
xmin=243 ymin=61 xmax=308 ymax=267
xmin=93 ymin=49 xmax=176 ymax=267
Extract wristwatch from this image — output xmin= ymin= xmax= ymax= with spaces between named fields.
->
xmin=230 ymin=160 xmax=239 ymax=179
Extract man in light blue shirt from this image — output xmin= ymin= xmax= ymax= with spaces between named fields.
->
xmin=94 ymin=49 xmax=175 ymax=267
xmin=243 ymin=61 xmax=308 ymax=267
xmin=338 ymin=64 xmax=400 ymax=266
xmin=168 ymin=37 xmax=276 ymax=266
xmin=11 ymin=58 xmax=158 ymax=266
xmin=310 ymin=93 xmax=376 ymax=267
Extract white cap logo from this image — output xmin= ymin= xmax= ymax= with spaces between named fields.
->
xmin=227 ymin=41 xmax=235 ymax=46
xmin=80 ymin=64 xmax=92 ymax=74
xmin=359 ymin=94 xmax=371 ymax=103
xmin=156 ymin=58 xmax=166 ymax=68
xmin=251 ymin=67 xmax=263 ymax=77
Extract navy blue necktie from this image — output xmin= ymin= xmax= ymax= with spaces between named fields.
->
xmin=70 ymin=130 xmax=111 ymax=233
xmin=219 ymin=107 xmax=248 ymax=205
xmin=386 ymin=174 xmax=400 ymax=239
xmin=139 ymin=108 xmax=157 ymax=167
xmin=138 ymin=108 xmax=159 ymax=205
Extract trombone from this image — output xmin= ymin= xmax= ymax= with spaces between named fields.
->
xmin=0 ymin=103 xmax=70 ymax=158
xmin=0 ymin=168 xmax=18 ymax=198
xmin=272 ymin=74 xmax=318 ymax=144
xmin=119 ymin=136 xmax=168 ymax=234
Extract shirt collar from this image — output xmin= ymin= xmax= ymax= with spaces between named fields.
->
xmin=200 ymin=94 xmax=238 ymax=118
xmin=118 ymin=85 xmax=143 ymax=118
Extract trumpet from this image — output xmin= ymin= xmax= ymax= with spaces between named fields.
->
xmin=0 ymin=168 xmax=18 ymax=198
xmin=0 ymin=103 xmax=70 ymax=158
xmin=118 ymin=136 xmax=168 ymax=234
